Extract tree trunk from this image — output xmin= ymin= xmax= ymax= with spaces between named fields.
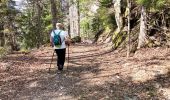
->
xmin=36 ymin=0 xmax=42 ymax=48
xmin=50 ymin=0 xmax=57 ymax=29
xmin=1 ymin=32 xmax=5 ymax=47
xmin=137 ymin=6 xmax=147 ymax=49
xmin=69 ymin=0 xmax=78 ymax=38
xmin=77 ymin=0 xmax=80 ymax=36
xmin=113 ymin=0 xmax=123 ymax=31
xmin=67 ymin=0 xmax=71 ymax=37
xmin=0 ymin=25 xmax=5 ymax=46
xmin=127 ymin=0 xmax=131 ymax=57
xmin=162 ymin=10 xmax=167 ymax=35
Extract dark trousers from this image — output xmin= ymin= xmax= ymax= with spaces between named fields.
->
xmin=55 ymin=48 xmax=66 ymax=70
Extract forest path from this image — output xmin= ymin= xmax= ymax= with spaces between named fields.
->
xmin=0 ymin=43 xmax=170 ymax=100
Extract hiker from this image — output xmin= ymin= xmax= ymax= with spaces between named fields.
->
xmin=50 ymin=23 xmax=71 ymax=71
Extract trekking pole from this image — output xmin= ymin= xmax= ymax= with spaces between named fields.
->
xmin=49 ymin=50 xmax=55 ymax=72
xmin=67 ymin=44 xmax=69 ymax=70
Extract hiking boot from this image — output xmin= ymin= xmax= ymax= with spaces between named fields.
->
xmin=57 ymin=71 xmax=62 ymax=74
xmin=58 ymin=65 xmax=63 ymax=70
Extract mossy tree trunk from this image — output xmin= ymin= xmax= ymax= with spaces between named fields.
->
xmin=112 ymin=0 xmax=124 ymax=49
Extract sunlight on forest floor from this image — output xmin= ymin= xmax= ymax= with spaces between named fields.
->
xmin=0 ymin=43 xmax=170 ymax=99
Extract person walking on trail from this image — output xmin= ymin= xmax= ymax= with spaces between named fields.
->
xmin=50 ymin=23 xmax=70 ymax=71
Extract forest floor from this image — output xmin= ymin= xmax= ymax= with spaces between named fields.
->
xmin=0 ymin=43 xmax=170 ymax=100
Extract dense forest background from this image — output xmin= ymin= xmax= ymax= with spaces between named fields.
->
xmin=0 ymin=0 xmax=170 ymax=57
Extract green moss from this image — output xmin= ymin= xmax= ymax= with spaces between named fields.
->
xmin=105 ymin=26 xmax=111 ymax=33
xmin=112 ymin=30 xmax=127 ymax=49
xmin=71 ymin=36 xmax=81 ymax=43
xmin=0 ymin=47 xmax=7 ymax=57
xmin=112 ymin=30 xmax=120 ymax=42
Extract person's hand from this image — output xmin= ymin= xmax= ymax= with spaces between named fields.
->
xmin=65 ymin=37 xmax=72 ymax=46
xmin=65 ymin=40 xmax=71 ymax=46
xmin=50 ymin=42 xmax=54 ymax=47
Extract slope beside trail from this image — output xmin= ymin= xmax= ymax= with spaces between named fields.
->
xmin=0 ymin=43 xmax=170 ymax=100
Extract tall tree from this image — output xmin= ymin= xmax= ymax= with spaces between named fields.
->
xmin=127 ymin=0 xmax=131 ymax=57
xmin=77 ymin=0 xmax=80 ymax=36
xmin=0 ymin=0 xmax=6 ymax=46
xmin=0 ymin=0 xmax=18 ymax=50
xmin=50 ymin=0 xmax=57 ymax=29
xmin=113 ymin=0 xmax=123 ymax=31
xmin=17 ymin=0 xmax=51 ymax=49
xmin=35 ymin=0 xmax=43 ymax=48
xmin=137 ymin=6 xmax=147 ymax=48
xmin=136 ymin=0 xmax=168 ymax=48
xmin=69 ymin=0 xmax=79 ymax=38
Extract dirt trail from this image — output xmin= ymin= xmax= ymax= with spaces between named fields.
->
xmin=0 ymin=44 xmax=170 ymax=100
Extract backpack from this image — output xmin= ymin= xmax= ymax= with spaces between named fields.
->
xmin=53 ymin=30 xmax=62 ymax=46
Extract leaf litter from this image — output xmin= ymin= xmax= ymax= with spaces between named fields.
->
xmin=0 ymin=44 xmax=170 ymax=100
